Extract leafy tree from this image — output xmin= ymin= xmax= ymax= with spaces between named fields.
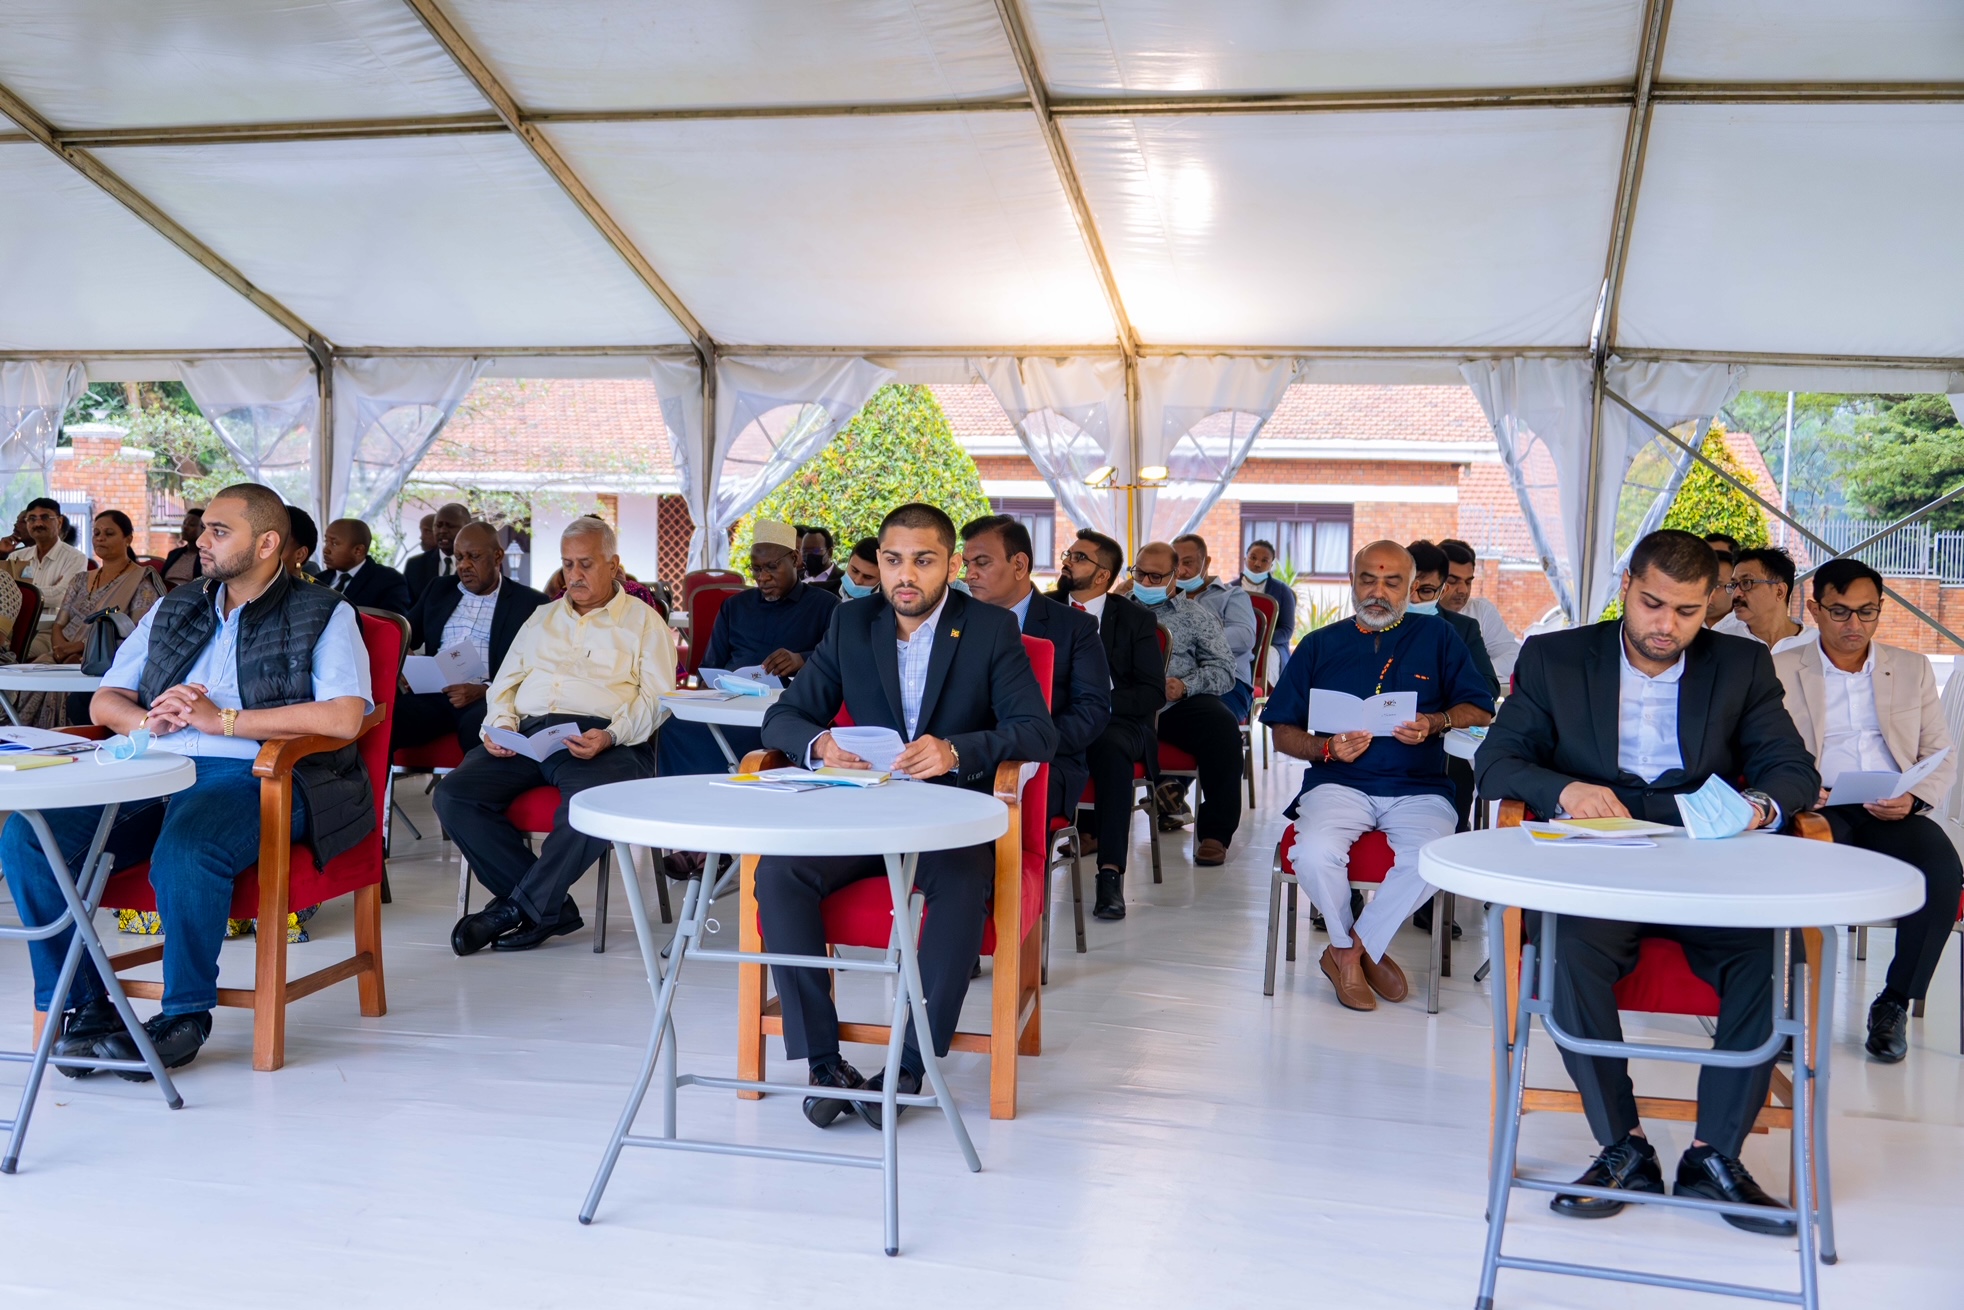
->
xmin=1830 ymin=394 xmax=1964 ymax=529
xmin=732 ymin=385 xmax=991 ymax=561
xmin=1660 ymin=426 xmax=1769 ymax=547
xmin=1721 ymin=391 xmax=1870 ymax=523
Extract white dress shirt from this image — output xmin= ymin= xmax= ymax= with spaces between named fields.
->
xmin=327 ymin=558 xmax=365 ymax=593
xmin=1462 ymin=596 xmax=1521 ymax=680
xmin=1818 ymin=644 xmax=1900 ymax=781
xmin=1616 ymin=643 xmax=1686 ymax=783
xmin=10 ymin=540 xmax=88 ymax=603
xmin=1712 ymin=610 xmax=1815 ymax=655
xmin=1071 ymin=591 xmax=1107 ymax=622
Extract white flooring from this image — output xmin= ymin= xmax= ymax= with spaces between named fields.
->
xmin=1 ymin=757 xmax=1960 ymax=1309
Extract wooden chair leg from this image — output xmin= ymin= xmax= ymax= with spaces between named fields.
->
xmin=353 ymin=881 xmax=387 ymax=1017
xmin=735 ymin=855 xmax=765 ymax=1100
xmin=1017 ymin=922 xmax=1042 ymax=1058
xmin=253 ymin=785 xmax=294 ymax=1073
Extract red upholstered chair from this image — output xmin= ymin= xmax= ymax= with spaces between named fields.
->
xmin=1265 ymin=824 xmax=1451 ymax=1012
xmin=679 ymin=569 xmax=744 ymax=607
xmin=735 ymin=634 xmax=1055 ymax=1119
xmin=683 ymin=585 xmax=744 ymax=677
xmin=1492 ymin=798 xmax=1828 ymax=1151
xmin=456 ymin=785 xmax=652 ymax=952
xmin=10 ymin=581 xmax=41 ymax=660
xmin=102 ymin=610 xmax=400 ymax=1072
xmin=1243 ymin=590 xmax=1278 ymax=803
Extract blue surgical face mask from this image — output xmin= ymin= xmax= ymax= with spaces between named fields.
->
xmin=1675 ymin=774 xmax=1755 ymax=839
xmin=1175 ymin=574 xmax=1206 ymax=593
xmin=1407 ymin=599 xmax=1439 ymax=615
xmin=1133 ymin=584 xmax=1169 ymax=606
xmin=1243 ymin=570 xmax=1270 ymax=585
xmin=98 ymin=727 xmax=150 ymax=762
xmin=840 ymin=577 xmax=877 ymax=600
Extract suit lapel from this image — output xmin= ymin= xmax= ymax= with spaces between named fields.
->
xmin=872 ymin=602 xmax=905 ymax=730
xmin=915 ymin=591 xmax=965 ymax=736
xmin=1797 ymin=641 xmax=1828 ymax=755
xmin=1587 ymin=624 xmax=1621 ymax=776
xmin=1677 ymin=634 xmax=1720 ymax=774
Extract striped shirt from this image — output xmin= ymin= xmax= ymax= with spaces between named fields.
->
xmin=895 ymin=593 xmax=947 ymax=738
xmin=440 ymin=579 xmax=501 ymax=677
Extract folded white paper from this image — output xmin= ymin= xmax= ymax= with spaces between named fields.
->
xmin=404 ymin=644 xmax=488 ymax=695
xmin=1828 ymin=746 xmax=1950 ymax=807
xmin=829 ymin=725 xmax=907 ymax=772
xmin=0 ymin=725 xmax=89 ymax=750
xmin=485 ymin=722 xmax=582 ymax=762
xmin=1307 ymin=688 xmax=1419 ymax=737
xmin=698 ymin=666 xmax=784 ymax=695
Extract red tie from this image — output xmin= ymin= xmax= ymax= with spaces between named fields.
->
xmin=1071 ymin=600 xmax=1087 ymax=611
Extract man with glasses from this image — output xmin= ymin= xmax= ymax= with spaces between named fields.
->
xmin=1716 ymin=546 xmax=1815 ymax=654
xmin=1055 ymin=530 xmax=1165 ymax=917
xmin=1704 ymin=546 xmax=1736 ymax=628
xmin=1774 ymin=557 xmax=1959 ymax=1064
xmin=6 ymin=497 xmax=89 ymax=649
xmin=1438 ymin=539 xmax=1520 ymax=680
xmin=1409 ymin=541 xmax=1499 ymax=699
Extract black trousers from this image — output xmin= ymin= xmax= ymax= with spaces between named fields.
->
xmin=1081 ymin=717 xmax=1152 ymax=875
xmin=1156 ymin=692 xmax=1242 ymax=844
xmin=1540 ymin=915 xmax=1777 ymax=1159
xmin=1823 ymin=806 xmax=1963 ymax=1000
xmin=1447 ymin=755 xmax=1475 ymax=833
xmin=755 ymin=842 xmax=994 ymax=1074
xmin=392 ymin=690 xmax=488 ymax=756
xmin=433 ymin=714 xmax=655 ymax=925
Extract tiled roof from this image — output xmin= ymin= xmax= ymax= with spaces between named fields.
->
xmin=929 ymin=383 xmax=1017 ymax=441
xmin=416 ymin=378 xmax=676 ymax=481
xmin=1261 ymin=384 xmax=1495 ymax=444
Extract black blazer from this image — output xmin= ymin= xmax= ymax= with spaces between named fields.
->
xmin=763 ymin=589 xmax=1057 ymax=794
xmin=1474 ymin=621 xmax=1818 ymax=826
xmin=1441 ymin=607 xmax=1501 ymax=700
xmin=1020 ymin=591 xmax=1112 ymax=804
xmin=1091 ymin=592 xmax=1166 ymax=726
xmin=318 ymin=560 xmax=413 ymax=616
xmin=408 ymin=577 xmax=550 ymax=679
xmin=402 ymin=548 xmax=446 ymax=603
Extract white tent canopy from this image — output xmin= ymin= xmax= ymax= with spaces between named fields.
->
xmin=2 ymin=1 xmax=1961 ymax=572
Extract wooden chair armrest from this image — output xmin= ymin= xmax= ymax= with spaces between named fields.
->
xmin=251 ymin=706 xmax=385 ymax=780
xmin=57 ymin=725 xmax=110 ymax=741
xmin=1790 ymin=810 xmax=1832 ymax=843
xmin=739 ymin=748 xmax=793 ymax=772
xmin=992 ymin=760 xmax=1029 ymax=804
xmin=1496 ymin=797 xmax=1527 ymax=828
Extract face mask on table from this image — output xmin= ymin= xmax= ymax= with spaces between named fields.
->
xmin=97 ymin=727 xmax=151 ymax=762
xmin=1675 ymin=774 xmax=1756 ymax=839
xmin=1133 ymin=584 xmax=1169 ymax=606
xmin=1407 ymin=600 xmax=1439 ymax=615
xmin=840 ymin=577 xmax=877 ymax=600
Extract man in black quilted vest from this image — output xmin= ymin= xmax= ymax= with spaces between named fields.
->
xmin=0 ymin=483 xmax=374 ymax=1078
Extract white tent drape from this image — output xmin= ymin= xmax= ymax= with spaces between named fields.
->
xmin=701 ymin=355 xmax=894 ymax=568
xmin=649 ymin=354 xmax=709 ymax=565
xmin=179 ymin=356 xmax=320 ymax=516
xmin=1137 ymin=355 xmax=1297 ymax=543
xmin=0 ymin=360 xmax=88 ymax=520
xmin=329 ymin=356 xmax=486 ymax=523
xmin=1461 ymin=357 xmax=1593 ymax=623
xmin=979 ymin=356 xmax=1131 ymax=539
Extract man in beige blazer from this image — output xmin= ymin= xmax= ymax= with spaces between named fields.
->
xmin=1775 ymin=558 xmax=1961 ymax=1063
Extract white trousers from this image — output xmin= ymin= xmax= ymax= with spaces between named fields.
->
xmin=1291 ymin=784 xmax=1456 ymax=961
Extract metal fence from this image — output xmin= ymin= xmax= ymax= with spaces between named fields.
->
xmin=1797 ymin=517 xmax=1964 ymax=584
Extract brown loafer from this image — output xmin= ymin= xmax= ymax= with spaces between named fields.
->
xmin=1319 ymin=944 xmax=1376 ymax=1010
xmin=1195 ymin=838 xmax=1228 ymax=866
xmin=1359 ymin=949 xmax=1409 ymax=1003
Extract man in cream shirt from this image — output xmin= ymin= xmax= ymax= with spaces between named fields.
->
xmin=438 ymin=517 xmax=676 ymax=956
xmin=1774 ymin=556 xmax=1959 ymax=1064
xmin=7 ymin=497 xmax=89 ymax=653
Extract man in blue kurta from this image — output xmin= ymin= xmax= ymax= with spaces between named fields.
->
xmin=1262 ymin=540 xmax=1495 ymax=1012
xmin=657 ymin=519 xmax=838 ymax=777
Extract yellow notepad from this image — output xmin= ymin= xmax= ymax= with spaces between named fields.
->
xmin=0 ymin=754 xmax=77 ymax=771
xmin=1550 ymin=816 xmax=1675 ymax=838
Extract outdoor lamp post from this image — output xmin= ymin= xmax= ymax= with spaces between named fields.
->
xmin=1083 ymin=463 xmax=1170 ymax=557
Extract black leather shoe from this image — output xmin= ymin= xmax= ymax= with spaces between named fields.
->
xmin=493 ymin=897 xmax=584 ymax=951
xmin=1410 ymin=901 xmax=1463 ymax=939
xmin=104 ymin=1010 xmax=213 ymax=1082
xmin=1675 ymin=1146 xmax=1797 ymax=1236
xmin=52 ymin=997 xmax=121 ymax=1080
xmin=1550 ymin=1134 xmax=1664 ymax=1218
xmin=452 ymin=898 xmax=526 ymax=956
xmin=1865 ymin=995 xmax=1909 ymax=1063
xmin=803 ymin=1058 xmax=866 ymax=1128
xmin=855 ymin=1066 xmax=923 ymax=1130
xmin=1093 ymin=869 xmax=1126 ymax=920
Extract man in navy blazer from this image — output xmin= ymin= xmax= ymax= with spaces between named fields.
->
xmin=395 ymin=522 xmax=549 ymax=753
xmin=960 ymin=513 xmax=1110 ymax=827
xmin=317 ymin=517 xmax=414 ymax=615
xmin=758 ymin=503 xmax=1057 ymax=1130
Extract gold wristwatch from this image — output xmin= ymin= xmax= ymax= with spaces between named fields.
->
xmin=220 ymin=708 xmax=239 ymax=737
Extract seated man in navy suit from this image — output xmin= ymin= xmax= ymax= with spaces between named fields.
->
xmin=395 ymin=521 xmax=549 ymax=753
xmin=317 ymin=517 xmax=413 ymax=615
xmin=758 ymin=503 xmax=1057 ymax=1130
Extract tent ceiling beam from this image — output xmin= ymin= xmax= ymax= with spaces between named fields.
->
xmin=1599 ymin=0 xmax=1673 ymax=359
xmin=399 ymin=0 xmax=714 ymax=359
xmin=0 ymin=78 xmax=329 ymax=362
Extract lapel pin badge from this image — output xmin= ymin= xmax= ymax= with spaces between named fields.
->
xmin=950 ymin=629 xmax=960 ymax=638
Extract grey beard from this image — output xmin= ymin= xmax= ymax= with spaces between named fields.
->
xmin=1355 ymin=603 xmax=1401 ymax=631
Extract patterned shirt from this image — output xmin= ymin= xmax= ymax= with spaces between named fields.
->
xmin=1141 ymin=593 xmax=1236 ymax=698
xmin=440 ymin=579 xmax=501 ymax=678
xmin=895 ymin=592 xmax=947 ymax=738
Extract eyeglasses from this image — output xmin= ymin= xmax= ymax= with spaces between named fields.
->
xmin=1412 ymin=583 xmax=1443 ymax=601
xmin=1130 ymin=565 xmax=1173 ymax=586
xmin=1822 ymin=604 xmax=1883 ymax=623
xmin=1731 ymin=576 xmax=1781 ymax=593
xmin=1716 ymin=581 xmax=1739 ymax=594
xmin=1059 ymin=549 xmax=1098 ymax=568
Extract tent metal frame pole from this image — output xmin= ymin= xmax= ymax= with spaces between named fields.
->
xmin=1578 ymin=357 xmax=1609 ymax=621
xmin=698 ymin=345 xmax=718 ymax=572
xmin=1791 ymin=479 xmax=1964 ymax=585
xmin=1600 ymin=0 xmax=1673 ymax=355
xmin=315 ymin=348 xmax=335 ymax=519
xmin=399 ymin=0 xmax=715 ymax=359
xmin=0 ymin=78 xmax=329 ymax=355
xmin=1605 ymin=386 xmax=1964 ymax=652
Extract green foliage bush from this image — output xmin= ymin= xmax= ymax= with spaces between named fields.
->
xmin=1659 ymin=427 xmax=1769 ymax=548
xmin=1832 ymin=394 xmax=1964 ymax=529
xmin=733 ymin=385 xmax=991 ymax=561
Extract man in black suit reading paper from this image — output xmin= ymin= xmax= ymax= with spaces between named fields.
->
xmin=395 ymin=521 xmax=548 ymax=753
xmin=758 ymin=503 xmax=1057 ymax=1132
xmin=1475 ymin=529 xmax=1818 ymax=1237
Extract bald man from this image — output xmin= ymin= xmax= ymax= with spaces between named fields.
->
xmin=319 ymin=517 xmax=413 ymax=613
xmin=1262 ymin=541 xmax=1494 ymax=1011
xmin=397 ymin=522 xmax=548 ymax=753
xmin=405 ymin=501 xmax=472 ymax=602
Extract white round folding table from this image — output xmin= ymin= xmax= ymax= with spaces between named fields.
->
xmin=569 ymin=775 xmax=1006 ymax=1255
xmin=1420 ymin=827 xmax=1923 ymax=1310
xmin=0 ymin=751 xmax=196 ymax=1171
xmin=656 ymin=690 xmax=776 ymax=769
xmin=0 ymin=665 xmax=101 ymax=726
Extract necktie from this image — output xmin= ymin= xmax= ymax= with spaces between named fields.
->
xmin=333 ymin=572 xmax=351 ymax=594
xmin=440 ymin=554 xmax=454 ymax=577
xmin=1071 ymin=600 xmax=1087 ymax=611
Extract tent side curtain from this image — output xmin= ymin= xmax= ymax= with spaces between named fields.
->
xmin=1460 ymin=357 xmax=1591 ymax=622
xmin=0 ymin=361 xmax=88 ymax=521
xmin=700 ymin=355 xmax=895 ymax=569
xmin=178 ymin=357 xmax=321 ymax=518
xmin=649 ymin=354 xmax=707 ymax=564
xmin=329 ymin=356 xmax=486 ymax=524
xmin=979 ymin=356 xmax=1131 ymax=540
xmin=1137 ymin=355 xmax=1298 ymax=544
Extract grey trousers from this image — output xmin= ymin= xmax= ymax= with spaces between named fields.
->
xmin=1291 ymin=785 xmax=1456 ymax=960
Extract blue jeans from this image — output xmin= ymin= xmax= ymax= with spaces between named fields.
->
xmin=1 ymin=756 xmax=304 ymax=1016
xmin=1219 ymin=680 xmax=1254 ymax=723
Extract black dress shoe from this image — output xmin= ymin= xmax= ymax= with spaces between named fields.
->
xmin=101 ymin=1011 xmax=213 ymax=1082
xmin=1675 ymin=1145 xmax=1797 ymax=1236
xmin=855 ymin=1066 xmax=922 ymax=1130
xmin=52 ymin=997 xmax=122 ymax=1080
xmin=1092 ymin=869 xmax=1126 ymax=920
xmin=452 ymin=898 xmax=526 ymax=956
xmin=493 ymin=897 xmax=584 ymax=951
xmin=803 ymin=1058 xmax=866 ymax=1128
xmin=1865 ymin=995 xmax=1908 ymax=1063
xmin=1550 ymin=1134 xmax=1664 ymax=1219
xmin=1410 ymin=901 xmax=1463 ymax=939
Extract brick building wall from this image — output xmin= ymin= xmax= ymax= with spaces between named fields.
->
xmin=49 ymin=426 xmax=154 ymax=557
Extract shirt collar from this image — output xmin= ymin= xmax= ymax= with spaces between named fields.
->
xmin=1008 ymin=585 xmax=1035 ymax=628
xmin=899 ymin=590 xmax=949 ymax=644
xmin=1618 ymin=636 xmax=1686 ymax=685
xmin=1823 ymin=642 xmax=1874 ymax=677
xmin=458 ymin=577 xmax=501 ymax=604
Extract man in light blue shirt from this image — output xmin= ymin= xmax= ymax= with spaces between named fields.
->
xmin=1 ymin=483 xmax=372 ymax=1080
